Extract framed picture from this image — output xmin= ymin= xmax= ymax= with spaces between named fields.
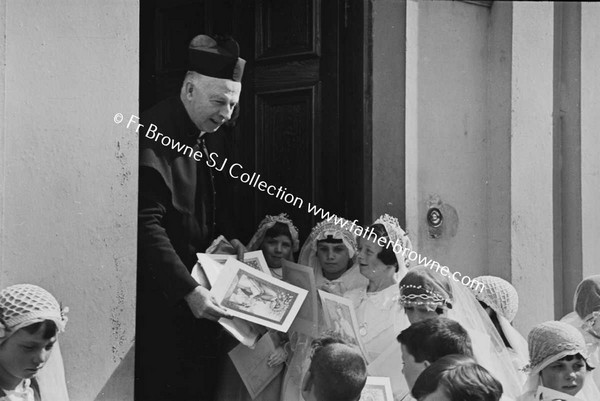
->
xmin=211 ymin=258 xmax=308 ymax=332
xmin=282 ymin=260 xmax=319 ymax=337
xmin=243 ymin=250 xmax=271 ymax=275
xmin=318 ymin=290 xmax=368 ymax=359
xmin=359 ymin=377 xmax=394 ymax=401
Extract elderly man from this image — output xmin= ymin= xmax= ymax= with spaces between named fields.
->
xmin=135 ymin=34 xmax=246 ymax=400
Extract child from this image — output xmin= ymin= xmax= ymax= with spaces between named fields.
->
xmin=246 ymin=213 xmax=299 ymax=279
xmin=301 ymin=334 xmax=367 ymax=401
xmin=298 ymin=219 xmax=367 ymax=296
xmin=412 ymin=354 xmax=503 ymax=401
xmin=518 ymin=321 xmax=600 ymax=401
xmin=561 ymin=275 xmax=600 ymax=389
xmin=396 ymin=317 xmax=474 ymax=390
xmin=0 ymin=284 xmax=69 ymax=401
xmin=472 ymin=276 xmax=529 ymax=383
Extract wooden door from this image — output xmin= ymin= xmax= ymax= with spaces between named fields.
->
xmin=140 ymin=0 xmax=369 ymax=246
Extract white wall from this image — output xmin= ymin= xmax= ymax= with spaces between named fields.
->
xmin=581 ymin=3 xmax=600 ymax=280
xmin=405 ymin=0 xmax=491 ymax=279
xmin=0 ymin=1 xmax=138 ymax=400
xmin=510 ymin=2 xmax=555 ymax=332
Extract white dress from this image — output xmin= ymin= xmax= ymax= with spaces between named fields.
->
xmin=315 ymin=264 xmax=368 ymax=296
xmin=345 ymin=284 xmax=411 ymax=400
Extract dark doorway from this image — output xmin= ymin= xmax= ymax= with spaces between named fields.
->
xmin=140 ymin=0 xmax=370 ymax=245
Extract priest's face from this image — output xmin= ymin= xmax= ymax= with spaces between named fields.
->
xmin=184 ymin=74 xmax=241 ymax=133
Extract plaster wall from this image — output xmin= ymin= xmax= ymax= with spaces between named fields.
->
xmin=0 ymin=1 xmax=139 ymax=400
xmin=510 ymin=2 xmax=555 ymax=333
xmin=405 ymin=0 xmax=491 ymax=279
xmin=486 ymin=1 xmax=512 ymax=281
xmin=581 ymin=3 xmax=600 ymax=280
xmin=372 ymin=0 xmax=406 ymax=224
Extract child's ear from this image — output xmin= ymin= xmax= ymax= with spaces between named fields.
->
xmin=423 ymin=360 xmax=431 ymax=369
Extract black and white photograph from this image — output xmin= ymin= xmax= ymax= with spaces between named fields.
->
xmin=1 ymin=1 xmax=599 ymax=401
xmin=212 ymin=258 xmax=308 ymax=331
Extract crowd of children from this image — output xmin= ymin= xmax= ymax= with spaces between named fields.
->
xmin=1 ymin=213 xmax=599 ymax=401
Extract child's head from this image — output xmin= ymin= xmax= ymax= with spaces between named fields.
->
xmin=302 ymin=334 xmax=367 ymax=401
xmin=0 ymin=284 xmax=68 ymax=386
xmin=527 ymin=321 xmax=594 ymax=397
xmin=399 ymin=266 xmax=454 ymax=324
xmin=247 ymin=214 xmax=299 ymax=269
xmin=397 ymin=317 xmax=473 ymax=389
xmin=261 ymin=222 xmax=294 ymax=268
xmin=411 ymin=354 xmax=503 ymax=401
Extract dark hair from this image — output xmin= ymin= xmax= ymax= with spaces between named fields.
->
xmin=22 ymin=320 xmax=58 ymax=340
xmin=557 ymin=353 xmax=594 ymax=371
xmin=412 ymin=354 xmax=503 ymax=401
xmin=478 ymin=301 xmax=511 ymax=349
xmin=397 ymin=317 xmax=473 ymax=363
xmin=367 ymin=224 xmax=398 ymax=272
xmin=309 ymin=334 xmax=367 ymax=401
xmin=264 ymin=222 xmax=292 ymax=242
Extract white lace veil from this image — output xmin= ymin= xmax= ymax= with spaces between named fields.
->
xmin=372 ymin=214 xmax=412 ymax=280
xmin=298 ymin=219 xmax=357 ymax=271
xmin=471 ymin=275 xmax=530 ymax=375
xmin=0 ymin=284 xmax=70 ymax=401
xmin=449 ymin=278 xmax=525 ymax=400
xmin=521 ymin=321 xmax=600 ymax=401
xmin=399 ymin=268 xmax=525 ymax=400
xmin=246 ymin=213 xmax=300 ymax=253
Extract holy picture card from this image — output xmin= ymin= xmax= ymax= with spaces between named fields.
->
xmin=282 ymin=260 xmax=319 ymax=337
xmin=318 ymin=290 xmax=369 ymax=359
xmin=359 ymin=377 xmax=394 ymax=401
xmin=207 ymin=253 xmax=236 ymax=265
xmin=195 ymin=253 xmax=226 ymax=287
xmin=194 ymin=253 xmax=261 ymax=347
xmin=242 ymin=250 xmax=272 ymax=275
xmin=229 ymin=332 xmax=284 ymax=399
xmin=212 ymin=258 xmax=308 ymax=332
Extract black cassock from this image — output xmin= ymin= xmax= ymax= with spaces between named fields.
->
xmin=135 ymin=96 xmax=236 ymax=401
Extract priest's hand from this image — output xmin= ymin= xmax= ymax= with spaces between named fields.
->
xmin=184 ymin=285 xmax=232 ymax=321
xmin=230 ymin=238 xmax=247 ymax=260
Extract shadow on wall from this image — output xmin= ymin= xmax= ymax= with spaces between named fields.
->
xmin=94 ymin=344 xmax=135 ymax=401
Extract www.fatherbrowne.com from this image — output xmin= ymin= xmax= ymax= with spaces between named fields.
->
xmin=115 ymin=112 xmax=483 ymax=292
xmin=307 ymin=209 xmax=485 ymax=293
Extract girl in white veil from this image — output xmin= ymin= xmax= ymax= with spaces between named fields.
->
xmin=471 ymin=275 xmax=529 ymax=385
xmin=0 ymin=284 xmax=70 ymax=401
xmin=399 ymin=266 xmax=524 ymax=400
xmin=246 ymin=213 xmax=300 ymax=279
xmin=518 ymin=321 xmax=600 ymax=401
xmin=561 ymin=275 xmax=600 ymax=389
xmin=298 ymin=219 xmax=367 ymax=296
